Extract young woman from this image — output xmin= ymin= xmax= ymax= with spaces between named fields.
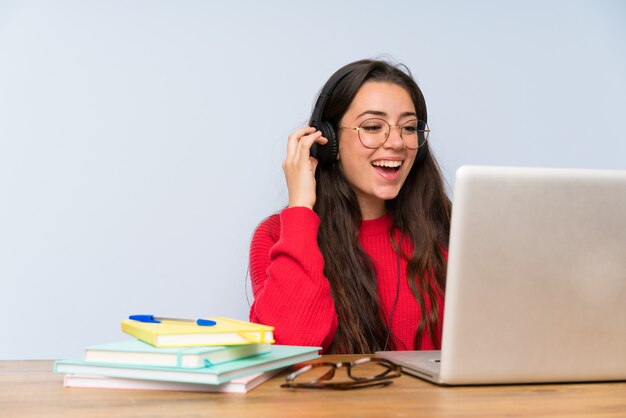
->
xmin=249 ymin=59 xmax=451 ymax=354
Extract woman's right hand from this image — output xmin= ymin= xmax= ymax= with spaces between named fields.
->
xmin=283 ymin=126 xmax=328 ymax=210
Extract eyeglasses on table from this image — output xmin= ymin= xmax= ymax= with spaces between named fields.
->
xmin=281 ymin=357 xmax=401 ymax=390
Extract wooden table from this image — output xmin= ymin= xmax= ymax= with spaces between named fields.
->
xmin=2 ymin=356 xmax=626 ymax=417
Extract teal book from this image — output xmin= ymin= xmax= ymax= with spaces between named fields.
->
xmin=83 ymin=340 xmax=271 ymax=368
xmin=55 ymin=345 xmax=320 ymax=385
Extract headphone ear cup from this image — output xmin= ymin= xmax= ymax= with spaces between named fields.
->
xmin=314 ymin=121 xmax=339 ymax=165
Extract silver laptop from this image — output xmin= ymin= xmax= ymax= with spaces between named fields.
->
xmin=377 ymin=165 xmax=626 ymax=385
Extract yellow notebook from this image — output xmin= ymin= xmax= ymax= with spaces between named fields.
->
xmin=121 ymin=317 xmax=275 ymax=348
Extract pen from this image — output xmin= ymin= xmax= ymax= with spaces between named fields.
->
xmin=129 ymin=315 xmax=216 ymax=326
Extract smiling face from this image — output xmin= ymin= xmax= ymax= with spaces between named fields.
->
xmin=337 ymin=81 xmax=418 ymax=220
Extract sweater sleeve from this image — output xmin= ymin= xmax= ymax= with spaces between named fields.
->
xmin=249 ymin=207 xmax=338 ymax=351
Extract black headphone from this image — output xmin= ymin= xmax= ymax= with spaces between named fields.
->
xmin=309 ymin=65 xmax=428 ymax=166
xmin=308 ymin=66 xmax=352 ymax=165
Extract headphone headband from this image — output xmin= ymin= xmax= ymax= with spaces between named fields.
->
xmin=309 ymin=66 xmax=355 ymax=128
xmin=309 ymin=66 xmax=356 ymax=165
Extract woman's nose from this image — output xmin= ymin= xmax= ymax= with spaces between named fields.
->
xmin=383 ymin=125 xmax=405 ymax=150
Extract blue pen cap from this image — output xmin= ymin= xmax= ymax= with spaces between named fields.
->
xmin=129 ymin=314 xmax=161 ymax=323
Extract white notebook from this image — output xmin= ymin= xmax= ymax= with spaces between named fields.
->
xmin=63 ymin=368 xmax=281 ymax=394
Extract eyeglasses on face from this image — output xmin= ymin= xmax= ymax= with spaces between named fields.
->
xmin=339 ymin=118 xmax=430 ymax=150
xmin=281 ymin=357 xmax=401 ymax=390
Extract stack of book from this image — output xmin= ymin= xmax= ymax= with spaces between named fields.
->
xmin=54 ymin=316 xmax=320 ymax=393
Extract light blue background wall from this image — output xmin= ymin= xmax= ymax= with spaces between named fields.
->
xmin=1 ymin=0 xmax=624 ymax=359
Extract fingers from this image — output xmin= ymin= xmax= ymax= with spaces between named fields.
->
xmin=297 ymin=131 xmax=326 ymax=161
xmin=282 ymin=126 xmax=329 ymax=209
xmin=287 ymin=126 xmax=315 ymax=161
xmin=286 ymin=126 xmax=328 ymax=163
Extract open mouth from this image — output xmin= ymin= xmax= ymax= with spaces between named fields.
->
xmin=371 ymin=160 xmax=402 ymax=173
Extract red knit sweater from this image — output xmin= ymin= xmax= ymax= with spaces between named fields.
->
xmin=249 ymin=206 xmax=444 ymax=353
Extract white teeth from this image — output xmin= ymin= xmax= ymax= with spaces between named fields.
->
xmin=372 ymin=160 xmax=402 ymax=168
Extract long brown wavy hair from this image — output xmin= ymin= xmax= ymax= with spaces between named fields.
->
xmin=313 ymin=59 xmax=451 ymax=354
